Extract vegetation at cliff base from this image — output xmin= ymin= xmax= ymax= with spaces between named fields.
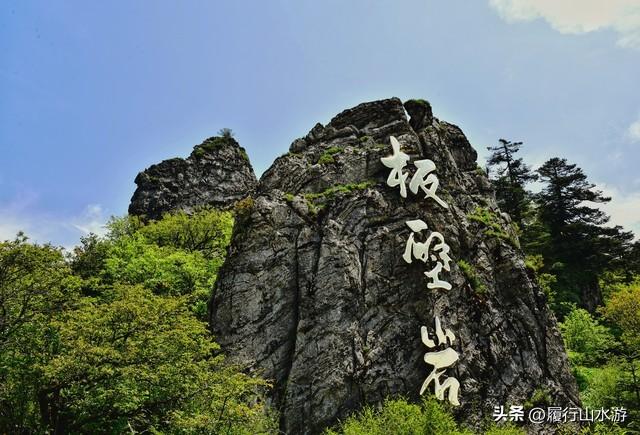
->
xmin=0 ymin=209 xmax=276 ymax=434
xmin=324 ymin=396 xmax=524 ymax=435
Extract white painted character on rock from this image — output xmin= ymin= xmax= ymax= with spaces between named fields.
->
xmin=420 ymin=316 xmax=460 ymax=406
xmin=402 ymin=219 xmax=452 ymax=290
xmin=409 ymin=158 xmax=448 ymax=209
xmin=380 ymin=136 xmax=410 ymax=198
xmin=381 ymin=136 xmax=448 ymax=208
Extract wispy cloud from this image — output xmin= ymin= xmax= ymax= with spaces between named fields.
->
xmin=489 ymin=0 xmax=640 ymax=49
xmin=72 ymin=204 xmax=109 ymax=237
xmin=0 ymin=190 xmax=41 ymax=242
xmin=628 ymin=117 xmax=640 ymax=142
xmin=596 ymin=183 xmax=640 ymax=238
xmin=0 ymin=196 xmax=110 ymax=249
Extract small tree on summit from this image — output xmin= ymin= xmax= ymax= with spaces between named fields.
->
xmin=218 ymin=127 xmax=234 ymax=138
xmin=486 ymin=139 xmax=537 ymax=225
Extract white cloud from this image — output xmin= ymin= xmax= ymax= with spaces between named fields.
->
xmin=489 ymin=0 xmax=640 ymax=48
xmin=0 ymin=198 xmax=109 ymax=249
xmin=628 ymin=117 xmax=640 ymax=141
xmin=0 ymin=190 xmax=41 ymax=242
xmin=72 ymin=204 xmax=109 ymax=237
xmin=595 ymin=183 xmax=640 ymax=238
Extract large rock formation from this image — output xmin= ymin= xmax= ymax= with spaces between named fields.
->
xmin=210 ymin=98 xmax=579 ymax=434
xmin=129 ymin=136 xmax=257 ymax=220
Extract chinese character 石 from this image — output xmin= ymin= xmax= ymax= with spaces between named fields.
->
xmin=402 ymin=220 xmax=452 ymax=290
xmin=508 ymin=405 xmax=524 ymax=422
xmin=409 ymin=158 xmax=449 ymax=209
xmin=380 ymin=136 xmax=410 ymax=198
xmin=492 ymin=405 xmax=508 ymax=422
xmin=419 ymin=316 xmax=460 ymax=406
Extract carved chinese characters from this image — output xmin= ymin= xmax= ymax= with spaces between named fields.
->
xmin=420 ymin=317 xmax=460 ymax=406
xmin=402 ymin=220 xmax=452 ymax=291
xmin=380 ymin=136 xmax=410 ymax=198
xmin=381 ymin=136 xmax=448 ymax=207
xmin=382 ymin=136 xmax=453 ymax=291
xmin=380 ymin=135 xmax=461 ymax=406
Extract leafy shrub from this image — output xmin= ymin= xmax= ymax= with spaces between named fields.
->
xmin=525 ymin=254 xmax=558 ymax=305
xmin=317 ymin=146 xmax=343 ymax=164
xmin=467 ymin=206 xmax=520 ymax=248
xmin=405 ymin=98 xmax=430 ymax=108
xmin=324 ymin=396 xmax=472 ymax=435
xmin=457 ymin=259 xmax=487 ymax=295
xmin=559 ymin=307 xmax=616 ymax=366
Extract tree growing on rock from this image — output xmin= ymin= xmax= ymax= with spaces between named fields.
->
xmin=486 ymin=139 xmax=537 ymax=226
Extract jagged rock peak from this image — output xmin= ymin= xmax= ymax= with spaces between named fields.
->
xmin=211 ymin=98 xmax=579 ymax=434
xmin=128 ymin=135 xmax=257 ymax=220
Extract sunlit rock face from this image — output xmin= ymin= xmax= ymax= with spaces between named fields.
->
xmin=209 ymin=98 xmax=579 ymax=434
xmin=128 ymin=136 xmax=257 ymax=220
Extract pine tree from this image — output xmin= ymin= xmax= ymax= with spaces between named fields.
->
xmin=536 ymin=157 xmax=634 ymax=311
xmin=486 ymin=139 xmax=537 ymax=225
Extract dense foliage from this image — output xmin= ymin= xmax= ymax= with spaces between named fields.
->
xmin=487 ymin=141 xmax=640 ymax=433
xmin=0 ymin=209 xmax=276 ymax=434
xmin=324 ymin=397 xmax=523 ymax=435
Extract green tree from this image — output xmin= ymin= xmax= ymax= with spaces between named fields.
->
xmin=486 ymin=139 xmax=537 ymax=226
xmin=0 ymin=234 xmax=78 ymax=345
xmin=559 ymin=307 xmax=616 ymax=366
xmin=0 ymin=235 xmax=80 ymax=431
xmin=71 ymin=209 xmax=234 ymax=319
xmin=536 ymin=157 xmax=634 ymax=312
xmin=102 ymin=233 xmax=217 ymax=317
xmin=35 ymin=285 xmax=274 ymax=434
xmin=602 ymin=283 xmax=640 ymax=407
xmin=0 ymin=210 xmax=275 ymax=434
xmin=218 ymin=127 xmax=234 ymax=138
xmin=134 ymin=208 xmax=233 ymax=260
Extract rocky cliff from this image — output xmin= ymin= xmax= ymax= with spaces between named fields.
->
xmin=129 ymin=136 xmax=257 ymax=220
xmin=209 ymin=98 xmax=579 ymax=434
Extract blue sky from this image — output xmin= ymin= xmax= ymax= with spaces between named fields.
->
xmin=1 ymin=0 xmax=639 ymax=248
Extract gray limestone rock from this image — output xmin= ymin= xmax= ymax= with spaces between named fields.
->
xmin=210 ymin=98 xmax=579 ymax=434
xmin=129 ymin=136 xmax=257 ymax=220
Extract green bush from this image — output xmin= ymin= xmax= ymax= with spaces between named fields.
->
xmin=324 ymin=397 xmax=472 ymax=435
xmin=559 ymin=307 xmax=616 ymax=366
xmin=467 ymin=206 xmax=520 ymax=248
xmin=457 ymin=259 xmax=487 ymax=295
xmin=317 ymin=146 xmax=343 ymax=164
xmin=0 ymin=211 xmax=275 ymax=434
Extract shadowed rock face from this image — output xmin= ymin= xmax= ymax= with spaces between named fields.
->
xmin=210 ymin=98 xmax=579 ymax=434
xmin=128 ymin=136 xmax=257 ymax=220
